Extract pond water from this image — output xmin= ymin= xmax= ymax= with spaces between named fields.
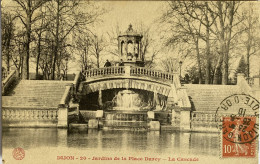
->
xmin=3 ymin=128 xmax=253 ymax=164
xmin=2 ymin=128 xmax=219 ymax=156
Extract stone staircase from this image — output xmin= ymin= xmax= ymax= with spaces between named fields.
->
xmin=2 ymin=80 xmax=72 ymax=108
xmin=184 ymin=84 xmax=243 ymax=112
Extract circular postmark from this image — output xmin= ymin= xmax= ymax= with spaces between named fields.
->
xmin=215 ymin=94 xmax=259 ymax=144
xmin=12 ymin=147 xmax=25 ymax=160
xmin=222 ymin=116 xmax=258 ymax=144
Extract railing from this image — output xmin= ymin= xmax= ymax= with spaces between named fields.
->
xmin=73 ymin=71 xmax=82 ymax=94
xmin=59 ymin=85 xmax=73 ymax=108
xmin=176 ymin=88 xmax=191 ymax=108
xmin=104 ymin=112 xmax=148 ymax=121
xmin=130 ymin=67 xmax=175 ymax=83
xmin=84 ymin=66 xmax=176 ymax=84
xmin=2 ymin=71 xmax=9 ymax=79
xmin=246 ymin=77 xmax=254 ymax=85
xmin=2 ymin=70 xmax=18 ymax=95
xmin=190 ymin=111 xmax=238 ymax=131
xmin=191 ymin=112 xmax=219 ymax=131
xmin=85 ymin=66 xmax=125 ymax=78
xmin=2 ymin=108 xmax=58 ymax=121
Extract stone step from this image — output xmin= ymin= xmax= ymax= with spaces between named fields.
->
xmin=103 ymin=121 xmax=148 ymax=128
xmin=69 ymin=123 xmax=88 ymax=129
xmin=184 ymin=84 xmax=242 ymax=112
xmin=2 ymin=96 xmax=61 ymax=108
xmin=3 ymin=80 xmax=71 ymax=108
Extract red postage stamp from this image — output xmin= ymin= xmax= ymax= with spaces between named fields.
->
xmin=222 ymin=116 xmax=257 ymax=157
xmin=12 ymin=147 xmax=25 ymax=160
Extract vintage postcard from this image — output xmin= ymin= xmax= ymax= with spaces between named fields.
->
xmin=1 ymin=0 xmax=260 ymax=164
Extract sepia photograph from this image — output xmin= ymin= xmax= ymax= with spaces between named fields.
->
xmin=1 ymin=0 xmax=260 ymax=163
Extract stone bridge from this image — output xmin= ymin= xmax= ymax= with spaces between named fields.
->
xmin=77 ymin=66 xmax=192 ymax=131
xmin=80 ymin=66 xmax=178 ymax=95
xmin=78 ymin=66 xmax=190 ymax=109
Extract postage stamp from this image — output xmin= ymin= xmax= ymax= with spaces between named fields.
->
xmin=222 ymin=116 xmax=257 ymax=157
xmin=216 ymin=94 xmax=259 ymax=158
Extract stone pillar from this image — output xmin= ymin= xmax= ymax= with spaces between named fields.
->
xmin=98 ymin=88 xmax=102 ymax=107
xmin=58 ymin=107 xmax=68 ymax=128
xmin=166 ymin=84 xmax=178 ymax=109
xmin=149 ymin=121 xmax=160 ymax=131
xmin=237 ymin=73 xmax=252 ymax=93
xmin=171 ymin=107 xmax=180 ymax=128
xmin=180 ymin=109 xmax=191 ymax=131
xmin=253 ymin=77 xmax=260 ymax=86
xmin=147 ymin=111 xmax=155 ymax=120
xmin=171 ymin=109 xmax=177 ymax=126
xmin=154 ymin=92 xmax=160 ymax=110
xmin=125 ymin=66 xmax=130 ymax=77
xmin=237 ymin=73 xmax=245 ymax=86
xmin=153 ymin=92 xmax=157 ymax=105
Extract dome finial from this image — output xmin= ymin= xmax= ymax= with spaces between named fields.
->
xmin=126 ymin=24 xmax=133 ymax=32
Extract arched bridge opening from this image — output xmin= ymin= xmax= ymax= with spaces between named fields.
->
xmin=77 ymin=66 xmax=181 ymax=112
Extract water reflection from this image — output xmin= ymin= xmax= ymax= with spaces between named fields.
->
xmin=2 ymin=128 xmax=219 ymax=156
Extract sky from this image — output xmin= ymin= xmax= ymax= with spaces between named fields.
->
xmin=97 ymin=1 xmax=164 ymax=33
xmin=68 ymin=1 xmax=168 ymax=73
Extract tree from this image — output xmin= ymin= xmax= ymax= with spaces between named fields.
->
xmin=159 ymin=57 xmax=178 ymax=73
xmin=13 ymin=0 xmax=49 ymax=79
xmin=90 ymin=35 xmax=107 ymax=68
xmin=1 ymin=12 xmax=15 ymax=72
xmin=161 ymin=1 xmax=244 ymax=85
xmin=240 ymin=4 xmax=260 ymax=78
xmin=46 ymin=0 xmax=104 ymax=79
xmin=186 ymin=65 xmax=205 ymax=84
xmin=136 ymin=23 xmax=160 ymax=68
xmin=47 ymin=0 xmax=79 ymax=79
xmin=161 ymin=2 xmax=216 ymax=84
xmin=31 ymin=5 xmax=49 ymax=79
xmin=75 ymin=35 xmax=92 ymax=71
xmin=208 ymin=2 xmax=243 ymax=84
xmin=106 ymin=24 xmax=120 ymax=58
xmin=236 ymin=55 xmax=247 ymax=75
xmin=234 ymin=55 xmax=247 ymax=84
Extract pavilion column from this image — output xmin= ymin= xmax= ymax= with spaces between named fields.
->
xmin=118 ymin=39 xmax=121 ymax=57
xmin=138 ymin=42 xmax=140 ymax=60
xmin=98 ymin=88 xmax=103 ymax=107
xmin=154 ymin=91 xmax=160 ymax=110
xmin=139 ymin=42 xmax=142 ymax=60
xmin=126 ymin=40 xmax=128 ymax=54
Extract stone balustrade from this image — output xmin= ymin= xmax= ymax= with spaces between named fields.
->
xmin=247 ymin=77 xmax=260 ymax=86
xmin=104 ymin=121 xmax=148 ymax=128
xmin=85 ymin=66 xmax=125 ymax=78
xmin=2 ymin=71 xmax=8 ymax=80
xmin=84 ymin=66 xmax=176 ymax=84
xmin=130 ymin=67 xmax=175 ymax=83
xmin=104 ymin=112 xmax=148 ymax=121
xmin=2 ymin=69 xmax=17 ymax=95
xmin=59 ymin=85 xmax=73 ymax=108
xmin=247 ymin=77 xmax=254 ymax=85
xmin=2 ymin=108 xmax=58 ymax=121
xmin=191 ymin=112 xmax=220 ymax=131
xmin=191 ymin=111 xmax=238 ymax=132
xmin=73 ymin=71 xmax=82 ymax=94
